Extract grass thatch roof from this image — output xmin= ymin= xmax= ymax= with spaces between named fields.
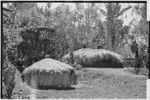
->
xmin=22 ymin=58 xmax=77 ymax=88
xmin=62 ymin=48 xmax=124 ymax=68
xmin=22 ymin=58 xmax=74 ymax=75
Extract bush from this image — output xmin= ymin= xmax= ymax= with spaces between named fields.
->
xmin=62 ymin=48 xmax=124 ymax=68
xmin=123 ymin=58 xmax=135 ymax=67
xmin=124 ymin=67 xmax=149 ymax=76
xmin=21 ymin=58 xmax=78 ymax=89
xmin=2 ymin=60 xmax=16 ymax=99
xmin=139 ymin=67 xmax=149 ymax=76
xmin=71 ymin=62 xmax=83 ymax=70
xmin=6 ymin=27 xmax=62 ymax=73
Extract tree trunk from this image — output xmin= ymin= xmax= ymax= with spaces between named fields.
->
xmin=106 ymin=4 xmax=115 ymax=51
xmin=106 ymin=20 xmax=115 ymax=51
xmin=69 ymin=36 xmax=74 ymax=64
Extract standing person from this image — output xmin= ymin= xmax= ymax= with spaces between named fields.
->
xmin=130 ymin=38 xmax=140 ymax=74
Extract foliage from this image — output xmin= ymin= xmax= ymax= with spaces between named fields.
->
xmin=129 ymin=38 xmax=148 ymax=74
xmin=104 ymin=3 xmax=131 ymax=50
xmin=2 ymin=52 xmax=16 ymax=99
xmin=2 ymin=57 xmax=16 ymax=99
xmin=75 ymin=3 xmax=102 ymax=48
xmin=131 ymin=3 xmax=148 ymax=40
xmin=125 ymin=67 xmax=149 ymax=76
xmin=115 ymin=45 xmax=135 ymax=58
xmin=71 ymin=62 xmax=83 ymax=70
xmin=123 ymin=58 xmax=135 ymax=67
xmin=9 ymin=27 xmax=60 ymax=73
xmin=2 ymin=5 xmax=17 ymax=99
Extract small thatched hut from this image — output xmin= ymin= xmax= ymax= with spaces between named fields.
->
xmin=62 ymin=48 xmax=124 ymax=68
xmin=22 ymin=58 xmax=77 ymax=89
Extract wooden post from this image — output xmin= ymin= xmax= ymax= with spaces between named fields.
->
xmin=70 ymin=51 xmax=74 ymax=64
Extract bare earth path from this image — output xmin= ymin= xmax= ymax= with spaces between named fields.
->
xmin=12 ymin=68 xmax=148 ymax=99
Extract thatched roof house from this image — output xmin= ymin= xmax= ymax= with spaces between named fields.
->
xmin=22 ymin=58 xmax=77 ymax=89
xmin=62 ymin=48 xmax=124 ymax=68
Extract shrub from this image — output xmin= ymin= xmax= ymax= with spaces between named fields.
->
xmin=139 ymin=67 xmax=149 ymax=76
xmin=124 ymin=67 xmax=149 ymax=76
xmin=2 ymin=60 xmax=16 ymax=99
xmin=62 ymin=48 xmax=124 ymax=68
xmin=21 ymin=58 xmax=78 ymax=89
xmin=71 ymin=62 xmax=83 ymax=70
xmin=123 ymin=58 xmax=135 ymax=67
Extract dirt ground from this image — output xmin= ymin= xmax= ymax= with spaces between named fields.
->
xmin=12 ymin=68 xmax=148 ymax=99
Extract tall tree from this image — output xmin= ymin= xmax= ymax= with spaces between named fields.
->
xmin=104 ymin=3 xmax=131 ymax=50
xmin=131 ymin=3 xmax=149 ymax=69
xmin=131 ymin=3 xmax=148 ymax=42
xmin=75 ymin=3 xmax=100 ymax=48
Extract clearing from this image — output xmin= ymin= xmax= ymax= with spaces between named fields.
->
xmin=12 ymin=68 xmax=148 ymax=99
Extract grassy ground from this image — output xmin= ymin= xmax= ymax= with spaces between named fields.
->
xmin=12 ymin=68 xmax=148 ymax=99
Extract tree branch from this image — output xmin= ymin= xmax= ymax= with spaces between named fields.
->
xmin=115 ymin=6 xmax=132 ymax=18
xmin=99 ymin=8 xmax=107 ymax=16
xmin=3 ymin=7 xmax=12 ymax=12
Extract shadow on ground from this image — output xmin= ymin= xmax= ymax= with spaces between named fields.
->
xmin=82 ymin=63 xmax=124 ymax=68
xmin=31 ymin=85 xmax=76 ymax=90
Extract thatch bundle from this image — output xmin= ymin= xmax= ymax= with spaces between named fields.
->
xmin=22 ymin=58 xmax=77 ymax=89
xmin=62 ymin=48 xmax=124 ymax=68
